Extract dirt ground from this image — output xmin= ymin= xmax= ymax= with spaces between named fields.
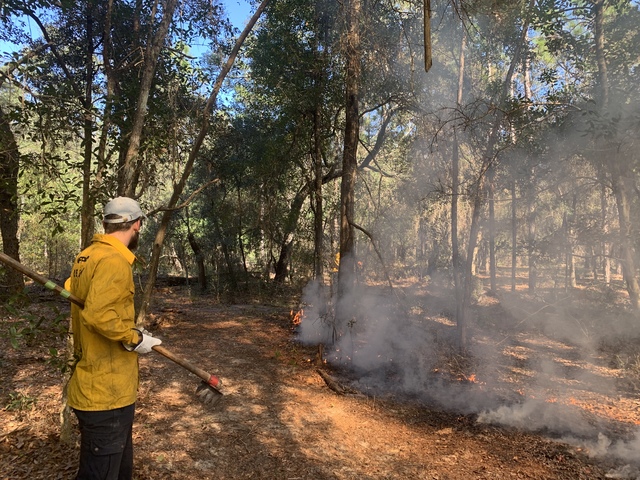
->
xmin=2 ymin=278 xmax=640 ymax=479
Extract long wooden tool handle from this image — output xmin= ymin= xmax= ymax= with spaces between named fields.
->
xmin=0 ymin=252 xmax=83 ymax=305
xmin=0 ymin=252 xmax=221 ymax=388
xmin=152 ymin=345 xmax=221 ymax=387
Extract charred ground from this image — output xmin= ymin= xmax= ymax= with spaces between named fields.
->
xmin=1 ymin=276 xmax=640 ymax=479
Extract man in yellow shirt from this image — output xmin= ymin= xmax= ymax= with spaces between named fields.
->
xmin=68 ymin=197 xmax=161 ymax=480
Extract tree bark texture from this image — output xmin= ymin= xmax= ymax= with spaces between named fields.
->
xmin=81 ymin=3 xmax=96 ymax=248
xmin=337 ymin=0 xmax=361 ymax=307
xmin=0 ymin=106 xmax=24 ymax=296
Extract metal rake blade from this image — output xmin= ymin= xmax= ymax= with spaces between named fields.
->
xmin=196 ymin=380 xmax=224 ymax=406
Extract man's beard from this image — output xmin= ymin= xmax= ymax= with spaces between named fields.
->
xmin=128 ymin=230 xmax=140 ymax=251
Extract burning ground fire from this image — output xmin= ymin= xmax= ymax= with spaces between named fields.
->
xmin=290 ymin=308 xmax=303 ymax=326
xmin=292 ymin=296 xmax=640 ymax=473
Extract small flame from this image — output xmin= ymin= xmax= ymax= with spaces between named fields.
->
xmin=463 ymin=373 xmax=485 ymax=385
xmin=290 ymin=309 xmax=304 ymax=325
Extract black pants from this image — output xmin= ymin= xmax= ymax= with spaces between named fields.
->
xmin=73 ymin=404 xmax=135 ymax=480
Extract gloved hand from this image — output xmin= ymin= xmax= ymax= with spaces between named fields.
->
xmin=128 ymin=328 xmax=162 ymax=354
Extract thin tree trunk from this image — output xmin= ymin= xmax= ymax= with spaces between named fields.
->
xmin=600 ymin=181 xmax=610 ymax=284
xmin=594 ymin=0 xmax=609 ymax=108
xmin=488 ymin=166 xmax=496 ymax=293
xmin=313 ymin=106 xmax=324 ymax=281
xmin=312 ymin=4 xmax=327 ymax=283
xmin=527 ymin=191 xmax=537 ymax=292
xmin=593 ymin=0 xmax=640 ymax=308
xmin=213 ymin=217 xmax=237 ymax=291
xmin=458 ymin=3 xmax=532 ymax=350
xmin=119 ymin=0 xmax=179 ymax=197
xmin=81 ymin=4 xmax=95 ymax=248
xmin=187 ymin=233 xmax=207 ymax=293
xmin=452 ymin=29 xmax=465 ymax=324
xmin=511 ymin=180 xmax=517 ymax=292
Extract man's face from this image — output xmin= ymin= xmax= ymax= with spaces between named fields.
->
xmin=128 ymin=220 xmax=141 ymax=250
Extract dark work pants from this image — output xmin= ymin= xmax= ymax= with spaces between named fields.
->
xmin=73 ymin=403 xmax=135 ymax=480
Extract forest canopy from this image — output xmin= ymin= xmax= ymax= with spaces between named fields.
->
xmin=0 ymin=0 xmax=639 ymax=348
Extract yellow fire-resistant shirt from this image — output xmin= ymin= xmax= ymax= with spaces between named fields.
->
xmin=66 ymin=234 xmax=141 ymax=411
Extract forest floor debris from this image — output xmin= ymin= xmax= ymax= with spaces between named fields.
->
xmin=1 ymin=278 xmax=640 ymax=479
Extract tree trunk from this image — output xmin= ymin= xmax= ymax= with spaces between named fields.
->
xmin=511 ymin=180 xmax=517 ymax=292
xmin=81 ymin=3 xmax=96 ymax=248
xmin=458 ymin=4 xmax=532 ymax=350
xmin=187 ymin=233 xmax=207 ymax=293
xmin=312 ymin=4 xmax=327 ymax=283
xmin=593 ymin=0 xmax=640 ymax=308
xmin=336 ymin=0 xmax=361 ymax=312
xmin=274 ymin=184 xmax=311 ymax=283
xmin=0 ymin=106 xmax=24 ymax=297
xmin=563 ymin=212 xmax=576 ymax=290
xmin=611 ymin=174 xmax=640 ymax=308
xmin=488 ymin=165 xmax=496 ymax=293
xmin=527 ymin=191 xmax=537 ymax=292
xmin=600 ymin=181 xmax=610 ymax=284
xmin=213 ymin=217 xmax=237 ymax=291
xmin=460 ymin=181 xmax=484 ymax=350
xmin=274 ymin=240 xmax=294 ymax=283
xmin=452 ymin=29 xmax=465 ymax=323
xmin=313 ymin=104 xmax=324 ymax=282
xmin=593 ymin=0 xmax=609 ymax=108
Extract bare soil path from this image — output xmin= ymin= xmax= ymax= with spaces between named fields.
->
xmin=0 ymin=284 xmax=637 ymax=479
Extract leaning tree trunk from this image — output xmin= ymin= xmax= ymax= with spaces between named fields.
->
xmin=274 ymin=184 xmax=311 ymax=283
xmin=118 ymin=0 xmax=179 ymax=197
xmin=137 ymin=0 xmax=269 ymax=323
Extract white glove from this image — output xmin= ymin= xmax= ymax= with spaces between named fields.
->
xmin=131 ymin=328 xmax=162 ymax=354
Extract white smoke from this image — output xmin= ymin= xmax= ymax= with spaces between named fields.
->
xmin=295 ymin=271 xmax=640 ymax=469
